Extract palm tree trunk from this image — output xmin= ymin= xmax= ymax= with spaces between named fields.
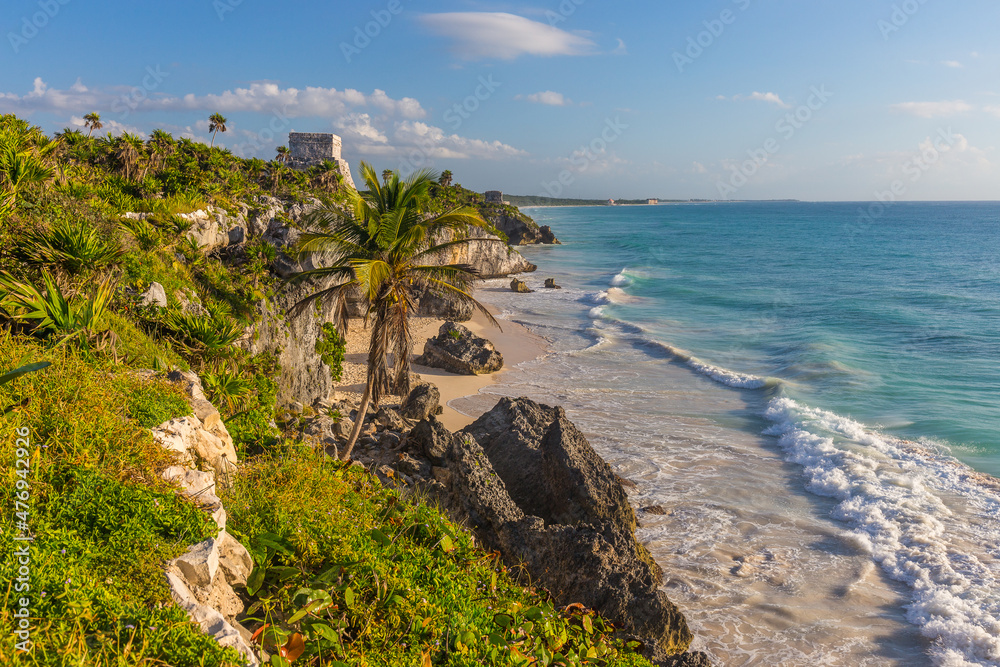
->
xmin=341 ymin=381 xmax=372 ymax=461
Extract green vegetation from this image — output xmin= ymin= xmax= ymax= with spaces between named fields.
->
xmin=0 ymin=112 xmax=652 ymax=667
xmin=290 ymin=163 xmax=501 ymax=459
xmin=226 ymin=448 xmax=652 ymax=667
xmin=315 ymin=322 xmax=346 ymax=382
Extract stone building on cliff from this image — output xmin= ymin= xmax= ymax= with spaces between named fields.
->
xmin=288 ymin=132 xmax=356 ymax=190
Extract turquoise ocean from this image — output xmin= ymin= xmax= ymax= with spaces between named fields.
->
xmin=452 ymin=202 xmax=1000 ymax=666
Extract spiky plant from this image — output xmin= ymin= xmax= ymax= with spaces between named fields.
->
xmin=22 ymin=219 xmax=123 ymax=275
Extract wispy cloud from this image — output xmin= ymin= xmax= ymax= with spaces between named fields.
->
xmin=612 ymin=39 xmax=628 ymax=56
xmin=516 ymin=91 xmax=572 ymax=107
xmin=985 ymin=106 xmax=1000 ymax=118
xmin=419 ymin=12 xmax=597 ymax=60
xmin=890 ymin=100 xmax=972 ymax=118
xmin=341 ymin=119 xmax=527 ymax=161
xmin=719 ymin=91 xmax=791 ymax=109
xmin=941 ymin=60 xmax=963 ymax=68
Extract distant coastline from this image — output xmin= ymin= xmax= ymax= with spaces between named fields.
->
xmin=508 ymin=195 xmax=801 ymax=208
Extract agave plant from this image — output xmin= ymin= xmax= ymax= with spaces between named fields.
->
xmin=0 ymin=361 xmax=51 ymax=415
xmin=166 ymin=310 xmax=242 ymax=359
xmin=0 ymin=271 xmax=117 ymax=350
xmin=119 ymin=216 xmax=162 ymax=252
xmin=23 ymin=219 xmax=123 ymax=275
xmin=201 ymin=362 xmax=251 ymax=415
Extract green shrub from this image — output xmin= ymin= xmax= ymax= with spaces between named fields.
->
xmin=21 ymin=218 xmax=123 ymax=275
xmin=315 ymin=323 xmax=346 ymax=382
xmin=122 ymin=376 xmax=190 ymax=428
xmin=224 ymin=353 xmax=279 ymax=454
xmin=224 ymin=449 xmax=654 ymax=667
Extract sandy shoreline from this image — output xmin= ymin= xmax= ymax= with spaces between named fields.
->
xmin=336 ymin=297 xmax=548 ymax=430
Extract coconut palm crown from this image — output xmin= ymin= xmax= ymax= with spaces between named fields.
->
xmin=83 ymin=112 xmax=103 ymax=138
xmin=208 ymin=113 xmax=228 ymax=148
xmin=290 ymin=161 xmax=502 ymax=459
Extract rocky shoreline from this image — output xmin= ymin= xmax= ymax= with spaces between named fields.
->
xmin=331 ymin=387 xmax=713 ymax=667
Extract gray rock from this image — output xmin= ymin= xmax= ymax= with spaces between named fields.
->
xmin=227 ymin=225 xmax=246 ymax=245
xmin=510 ymin=279 xmax=533 ymax=293
xmin=244 ymin=279 xmax=337 ymax=408
xmin=484 ymin=210 xmax=560 ymax=246
xmin=331 ymin=417 xmax=355 ymax=440
xmin=406 ymin=417 xmax=452 ymax=465
xmin=415 ymin=322 xmax=503 ymax=376
xmin=375 ymin=407 xmax=407 ymax=431
xmin=544 ymin=278 xmax=562 ymax=289
xmin=400 ymin=383 xmax=441 ymax=421
xmin=139 ymin=282 xmax=168 ymax=308
xmin=429 ymin=398 xmax=695 ymax=661
xmin=463 ymin=398 xmax=638 ymax=537
xmin=414 ymin=286 xmax=474 ymax=322
xmin=420 ymin=226 xmax=536 ymax=278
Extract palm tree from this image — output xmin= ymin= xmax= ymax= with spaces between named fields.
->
xmin=83 ymin=112 xmax=103 ymax=138
xmin=113 ymin=133 xmax=145 ymax=180
xmin=208 ymin=113 xmax=228 ymax=148
xmin=275 ymin=145 xmax=291 ymax=164
xmin=438 ymin=170 xmax=453 ymax=187
xmin=290 ymin=162 xmax=502 ymax=460
xmin=381 ymin=169 xmax=392 ymax=185
xmin=310 ymin=160 xmax=342 ymax=192
xmin=149 ymin=129 xmax=176 ymax=172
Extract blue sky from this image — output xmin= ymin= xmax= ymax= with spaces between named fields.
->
xmin=2 ymin=0 xmax=998 ymax=200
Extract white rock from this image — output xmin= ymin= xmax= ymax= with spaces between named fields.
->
xmin=218 ymin=532 xmax=254 ymax=587
xmin=172 ymin=538 xmax=219 ymax=589
xmin=139 ymin=282 xmax=168 ymax=308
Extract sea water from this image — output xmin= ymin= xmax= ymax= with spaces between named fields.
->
xmin=449 ymin=202 xmax=1000 ymax=666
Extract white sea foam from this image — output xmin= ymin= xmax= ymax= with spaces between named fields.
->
xmin=588 ymin=306 xmax=605 ymax=319
xmin=611 ymin=270 xmax=631 ymax=287
xmin=763 ymin=397 xmax=1000 ymax=666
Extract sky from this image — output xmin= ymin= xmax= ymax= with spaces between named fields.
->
xmin=1 ymin=0 xmax=998 ymax=201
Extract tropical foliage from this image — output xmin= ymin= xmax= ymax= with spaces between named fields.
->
xmin=291 ymin=162 xmax=501 ymax=459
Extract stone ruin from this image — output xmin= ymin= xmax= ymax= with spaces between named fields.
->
xmin=288 ymin=132 xmax=356 ymax=190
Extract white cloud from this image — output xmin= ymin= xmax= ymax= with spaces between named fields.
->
xmin=941 ymin=60 xmax=963 ymax=68
xmin=735 ymin=92 xmax=791 ymax=108
xmin=984 ymin=106 xmax=1000 ymax=118
xmin=391 ymin=121 xmax=527 ymax=160
xmin=419 ymin=12 xmax=597 ymax=60
xmin=0 ymin=78 xmax=426 ymax=120
xmin=517 ymin=91 xmax=572 ymax=107
xmin=69 ymin=114 xmax=146 ymax=138
xmin=890 ymin=100 xmax=973 ymax=118
xmin=612 ymin=38 xmax=628 ymax=56
xmin=690 ymin=162 xmax=708 ymax=174
xmin=335 ymin=113 xmax=388 ymax=145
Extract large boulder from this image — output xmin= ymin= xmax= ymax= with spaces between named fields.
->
xmin=400 ymin=383 xmax=441 ymax=422
xmin=424 ymin=423 xmax=695 ymax=662
xmin=462 ymin=399 xmax=640 ymax=551
xmin=421 ymin=226 xmax=536 ymax=278
xmin=415 ymin=322 xmax=503 ymax=376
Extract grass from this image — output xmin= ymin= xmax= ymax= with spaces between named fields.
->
xmin=224 ymin=448 xmax=654 ymax=667
xmin=0 ymin=332 xmax=241 ymax=666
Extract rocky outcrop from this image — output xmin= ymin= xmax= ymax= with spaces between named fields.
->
xmin=243 ymin=279 xmax=337 ymax=409
xmin=410 ymin=405 xmax=696 ymax=664
xmin=510 ymin=279 xmax=532 ymax=293
xmin=484 ymin=208 xmax=560 ymax=246
xmin=415 ymin=322 xmax=503 ymax=376
xmin=148 ymin=373 xmax=259 ymax=666
xmin=422 ymin=227 xmax=536 ymax=278
xmin=544 ymin=278 xmax=561 ymax=289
